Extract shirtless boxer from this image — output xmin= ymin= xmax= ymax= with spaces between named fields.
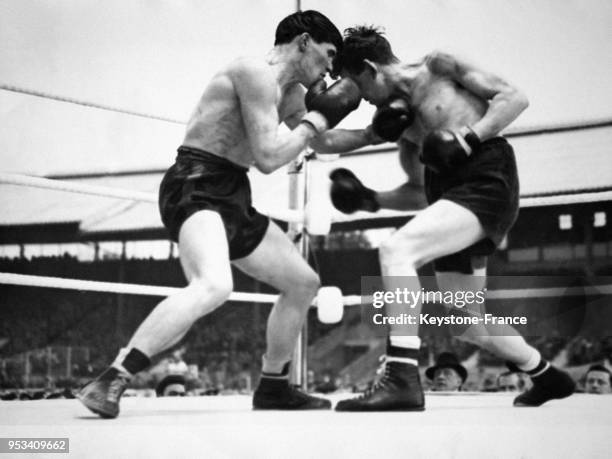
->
xmin=327 ymin=26 xmax=575 ymax=411
xmin=77 ymin=11 xmax=372 ymax=418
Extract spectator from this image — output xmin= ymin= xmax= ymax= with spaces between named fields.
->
xmin=156 ymin=374 xmax=187 ymax=397
xmin=426 ymin=352 xmax=467 ymax=392
xmin=167 ymin=349 xmax=189 ymax=375
xmin=307 ymin=370 xmax=316 ymax=392
xmin=584 ymin=365 xmax=611 ymax=394
xmin=497 ymin=371 xmax=523 ymax=392
xmin=314 ymin=373 xmax=338 ymax=394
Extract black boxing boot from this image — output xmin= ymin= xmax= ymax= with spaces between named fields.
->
xmin=335 ymin=357 xmax=424 ymax=412
xmin=253 ymin=363 xmax=331 ymax=410
xmin=508 ymin=360 xmax=575 ymax=407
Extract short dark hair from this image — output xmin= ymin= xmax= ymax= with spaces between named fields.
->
xmin=156 ymin=374 xmax=186 ymax=397
xmin=586 ymin=365 xmax=612 ymax=383
xmin=275 ymin=10 xmax=342 ymax=52
xmin=339 ymin=25 xmax=398 ymax=75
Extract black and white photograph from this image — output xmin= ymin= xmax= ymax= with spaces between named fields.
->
xmin=1 ymin=1 xmax=611 ymax=457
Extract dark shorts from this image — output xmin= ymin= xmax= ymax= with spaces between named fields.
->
xmin=425 ymin=137 xmax=519 ymax=274
xmin=158 ymin=146 xmax=269 ymax=260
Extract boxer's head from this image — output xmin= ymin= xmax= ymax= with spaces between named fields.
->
xmin=275 ymin=10 xmax=342 ymax=85
xmin=338 ymin=26 xmax=398 ymax=105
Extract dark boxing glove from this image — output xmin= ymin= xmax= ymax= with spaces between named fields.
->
xmin=420 ymin=127 xmax=481 ymax=173
xmin=329 ymin=168 xmax=379 ymax=214
xmin=372 ymin=98 xmax=415 ymax=142
xmin=302 ymin=78 xmax=361 ymax=133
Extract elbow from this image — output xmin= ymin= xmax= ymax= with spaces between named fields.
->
xmin=512 ymin=88 xmax=530 ymax=114
xmin=255 ymin=162 xmax=276 ymax=175
xmin=254 ymin=154 xmax=277 ymax=175
xmin=518 ymin=93 xmax=529 ymax=113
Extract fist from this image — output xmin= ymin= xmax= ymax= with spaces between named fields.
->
xmin=305 ymin=78 xmax=361 ymax=129
xmin=372 ymin=99 xmax=415 ymax=142
xmin=329 ymin=168 xmax=379 ymax=214
xmin=420 ymin=128 xmax=480 ymax=173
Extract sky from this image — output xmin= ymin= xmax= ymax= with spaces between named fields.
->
xmin=0 ymin=0 xmax=611 ymax=175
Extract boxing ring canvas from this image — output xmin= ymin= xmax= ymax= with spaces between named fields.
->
xmin=2 ymin=394 xmax=611 ymax=458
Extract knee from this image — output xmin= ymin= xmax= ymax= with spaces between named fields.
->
xmin=188 ymin=275 xmax=233 ymax=314
xmin=283 ymin=270 xmax=321 ymax=300
xmin=379 ymin=233 xmax=427 ymax=270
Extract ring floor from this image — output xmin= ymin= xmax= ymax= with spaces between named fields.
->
xmin=1 ymin=393 xmax=610 ymax=459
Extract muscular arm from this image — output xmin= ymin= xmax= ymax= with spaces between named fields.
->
xmin=377 ymin=139 xmax=427 ymax=210
xmin=231 ymin=59 xmax=317 ymax=174
xmin=426 ymin=51 xmax=529 ymax=140
xmin=309 ymin=127 xmax=378 ymax=153
xmin=285 ymin=108 xmax=383 ymax=153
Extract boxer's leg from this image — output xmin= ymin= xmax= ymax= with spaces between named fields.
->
xmin=78 ymin=210 xmax=233 ymax=418
xmin=337 ymin=199 xmax=485 ymax=411
xmin=436 ymin=269 xmax=574 ymax=406
xmin=234 ymin=221 xmax=330 ymax=409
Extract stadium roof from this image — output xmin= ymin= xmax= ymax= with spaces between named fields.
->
xmin=1 ymin=121 xmax=611 ymax=242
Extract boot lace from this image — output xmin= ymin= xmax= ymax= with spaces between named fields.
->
xmin=107 ymin=374 xmax=129 ymax=402
xmin=358 ymin=356 xmax=392 ymax=399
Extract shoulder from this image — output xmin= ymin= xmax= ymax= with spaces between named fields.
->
xmin=228 ymin=57 xmax=275 ymax=85
xmin=424 ymin=50 xmax=464 ymax=76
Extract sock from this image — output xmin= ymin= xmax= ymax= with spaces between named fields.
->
xmin=389 ymin=335 xmax=421 ymax=349
xmin=508 ymin=349 xmax=550 ymax=378
xmin=522 ymin=359 xmax=550 ymax=378
xmin=261 ymin=355 xmax=290 ymax=378
xmin=518 ymin=349 xmax=550 ymax=376
xmin=111 ymin=347 xmax=151 ymax=375
xmin=258 ymin=362 xmax=291 ymax=392
xmin=386 ymin=337 xmax=420 ymax=366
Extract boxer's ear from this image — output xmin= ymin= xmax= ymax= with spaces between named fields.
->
xmin=298 ymin=33 xmax=310 ymax=52
xmin=363 ymin=59 xmax=378 ymax=78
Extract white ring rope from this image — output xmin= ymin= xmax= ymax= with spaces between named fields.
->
xmin=0 ymin=172 xmax=304 ymax=224
xmin=2 ymin=173 xmax=610 ymax=222
xmin=1 ymin=83 xmax=186 ymax=125
xmin=0 ymin=272 xmax=363 ymax=306
xmin=521 ymin=191 xmax=612 ymax=207
xmin=1 ymin=273 xmax=609 ymax=309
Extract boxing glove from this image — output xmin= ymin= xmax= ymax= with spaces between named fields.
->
xmin=302 ymin=78 xmax=361 ymax=131
xmin=372 ymin=98 xmax=415 ymax=142
xmin=329 ymin=168 xmax=379 ymax=214
xmin=420 ymin=127 xmax=481 ymax=173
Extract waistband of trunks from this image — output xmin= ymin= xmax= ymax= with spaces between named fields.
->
xmin=176 ymin=146 xmax=249 ymax=172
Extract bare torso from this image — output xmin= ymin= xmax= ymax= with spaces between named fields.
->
xmin=399 ymin=59 xmax=488 ymax=174
xmin=182 ymin=58 xmax=303 ymax=168
xmin=401 ymin=61 xmax=487 ymax=145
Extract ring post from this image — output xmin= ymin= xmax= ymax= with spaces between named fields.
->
xmin=288 ymin=152 xmax=309 ymax=389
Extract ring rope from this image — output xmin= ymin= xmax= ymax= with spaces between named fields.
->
xmin=520 ymin=191 xmax=612 ymax=207
xmin=0 ymin=272 xmax=363 ymax=306
xmin=0 ymin=172 xmax=304 ymax=224
xmin=2 ymin=173 xmax=611 ymax=223
xmin=0 ymin=273 xmax=608 ymax=308
xmin=1 ymin=83 xmax=186 ymax=125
